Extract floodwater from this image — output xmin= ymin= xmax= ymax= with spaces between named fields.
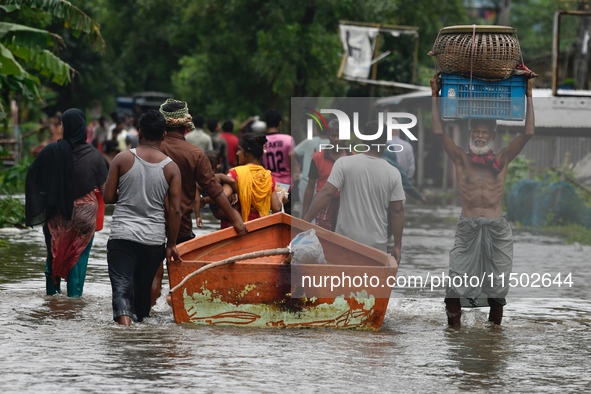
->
xmin=0 ymin=204 xmax=589 ymax=393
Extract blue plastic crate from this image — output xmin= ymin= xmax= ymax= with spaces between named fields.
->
xmin=440 ymin=74 xmax=527 ymax=120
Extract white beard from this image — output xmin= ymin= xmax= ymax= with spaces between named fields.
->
xmin=469 ymin=138 xmax=493 ymax=155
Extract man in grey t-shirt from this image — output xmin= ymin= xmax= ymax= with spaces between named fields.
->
xmin=303 ymin=121 xmax=405 ymax=265
xmin=185 ymin=115 xmax=213 ymax=152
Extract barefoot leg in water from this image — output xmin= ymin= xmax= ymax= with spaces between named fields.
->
xmin=445 ymin=298 xmax=462 ymax=327
xmin=117 ymin=315 xmax=132 ymax=326
xmin=488 ymin=298 xmax=504 ymax=325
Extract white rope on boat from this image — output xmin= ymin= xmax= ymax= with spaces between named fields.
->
xmin=169 ymin=247 xmax=291 ymax=294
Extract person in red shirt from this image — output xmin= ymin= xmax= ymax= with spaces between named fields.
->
xmin=221 ymin=120 xmax=239 ymax=168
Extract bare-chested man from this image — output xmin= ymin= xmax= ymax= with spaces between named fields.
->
xmin=431 ymin=72 xmax=534 ymax=326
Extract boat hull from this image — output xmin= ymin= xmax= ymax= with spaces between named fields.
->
xmin=169 ymin=213 xmax=397 ymax=330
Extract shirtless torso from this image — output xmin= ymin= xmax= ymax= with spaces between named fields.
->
xmin=455 ymin=151 xmax=508 ymax=218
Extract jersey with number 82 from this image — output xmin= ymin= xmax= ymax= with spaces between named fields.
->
xmin=262 ymin=133 xmax=295 ymax=186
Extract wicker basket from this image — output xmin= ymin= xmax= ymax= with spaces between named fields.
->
xmin=431 ymin=25 xmax=522 ymax=80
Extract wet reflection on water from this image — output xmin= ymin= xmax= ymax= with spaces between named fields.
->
xmin=445 ymin=328 xmax=510 ymax=391
xmin=0 ymin=205 xmax=589 ymax=392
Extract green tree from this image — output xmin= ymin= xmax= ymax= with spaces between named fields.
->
xmin=0 ymin=0 xmax=104 ymax=120
xmin=41 ymin=0 xmax=120 ymax=114
xmin=173 ymin=0 xmax=348 ymax=119
xmin=379 ymin=0 xmax=467 ymax=86
xmin=91 ymin=0 xmax=191 ymax=96
xmin=172 ymin=0 xmax=467 ymax=120
xmin=510 ymin=0 xmax=561 ymax=61
xmin=6 ymin=0 xmax=467 ymax=122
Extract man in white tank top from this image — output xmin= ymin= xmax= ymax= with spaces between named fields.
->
xmin=104 ymin=110 xmax=182 ymax=326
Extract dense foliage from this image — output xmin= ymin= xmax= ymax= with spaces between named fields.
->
xmin=0 ymin=156 xmax=30 ymax=228
xmin=66 ymin=0 xmax=467 ymax=118
xmin=0 ymin=196 xmax=25 ymax=228
xmin=0 ymin=0 xmax=105 ymax=119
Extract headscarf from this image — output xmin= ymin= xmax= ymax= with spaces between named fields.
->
xmin=25 ymin=108 xmax=87 ymax=226
xmin=62 ymin=108 xmax=88 ymax=144
xmin=159 ymin=98 xmax=194 ymax=129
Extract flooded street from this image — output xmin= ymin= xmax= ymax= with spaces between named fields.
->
xmin=0 ymin=204 xmax=589 ymax=393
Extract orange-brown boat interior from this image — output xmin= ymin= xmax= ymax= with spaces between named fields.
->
xmin=169 ymin=213 xmax=397 ymax=329
xmin=177 ymin=213 xmax=394 ymax=267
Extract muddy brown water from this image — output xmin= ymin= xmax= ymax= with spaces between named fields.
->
xmin=0 ymin=204 xmax=589 ymax=392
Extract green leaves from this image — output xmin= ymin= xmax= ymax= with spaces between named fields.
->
xmin=0 ymin=155 xmax=32 ymax=194
xmin=0 ymin=42 xmax=27 ymax=76
xmin=0 ymin=43 xmax=42 ymax=99
xmin=0 ymin=197 xmax=26 ymax=228
xmin=172 ymin=0 xmax=351 ymax=118
xmin=0 ymin=74 xmax=41 ymax=100
xmin=0 ymin=23 xmax=70 ymax=88
xmin=9 ymin=44 xmax=72 ymax=84
xmin=0 ymin=0 xmax=105 ymax=118
xmin=0 ymin=4 xmax=19 ymax=12
xmin=505 ymin=155 xmax=532 ymax=194
xmin=0 ymin=21 xmax=63 ymax=47
xmin=1 ymin=0 xmax=105 ymax=52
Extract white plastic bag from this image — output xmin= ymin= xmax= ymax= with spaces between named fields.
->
xmin=289 ymin=229 xmax=326 ymax=264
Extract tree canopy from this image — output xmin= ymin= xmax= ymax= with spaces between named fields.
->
xmin=0 ymin=0 xmax=104 ymax=118
xmin=11 ymin=0 xmax=551 ymax=122
xmin=87 ymin=0 xmax=467 ymax=119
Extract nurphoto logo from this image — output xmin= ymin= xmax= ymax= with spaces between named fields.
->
xmin=303 ymin=107 xmax=418 ymax=153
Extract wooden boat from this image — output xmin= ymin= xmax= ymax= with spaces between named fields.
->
xmin=168 ymin=213 xmax=398 ymax=330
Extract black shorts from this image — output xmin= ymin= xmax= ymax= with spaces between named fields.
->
xmin=107 ymin=239 xmax=165 ymax=322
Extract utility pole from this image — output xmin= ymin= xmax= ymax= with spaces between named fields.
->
xmin=574 ymin=2 xmax=591 ymax=89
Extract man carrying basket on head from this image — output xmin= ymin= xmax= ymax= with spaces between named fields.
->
xmin=431 ymin=72 xmax=535 ymax=327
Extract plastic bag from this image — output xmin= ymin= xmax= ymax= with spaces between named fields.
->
xmin=289 ymin=229 xmax=326 ymax=264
